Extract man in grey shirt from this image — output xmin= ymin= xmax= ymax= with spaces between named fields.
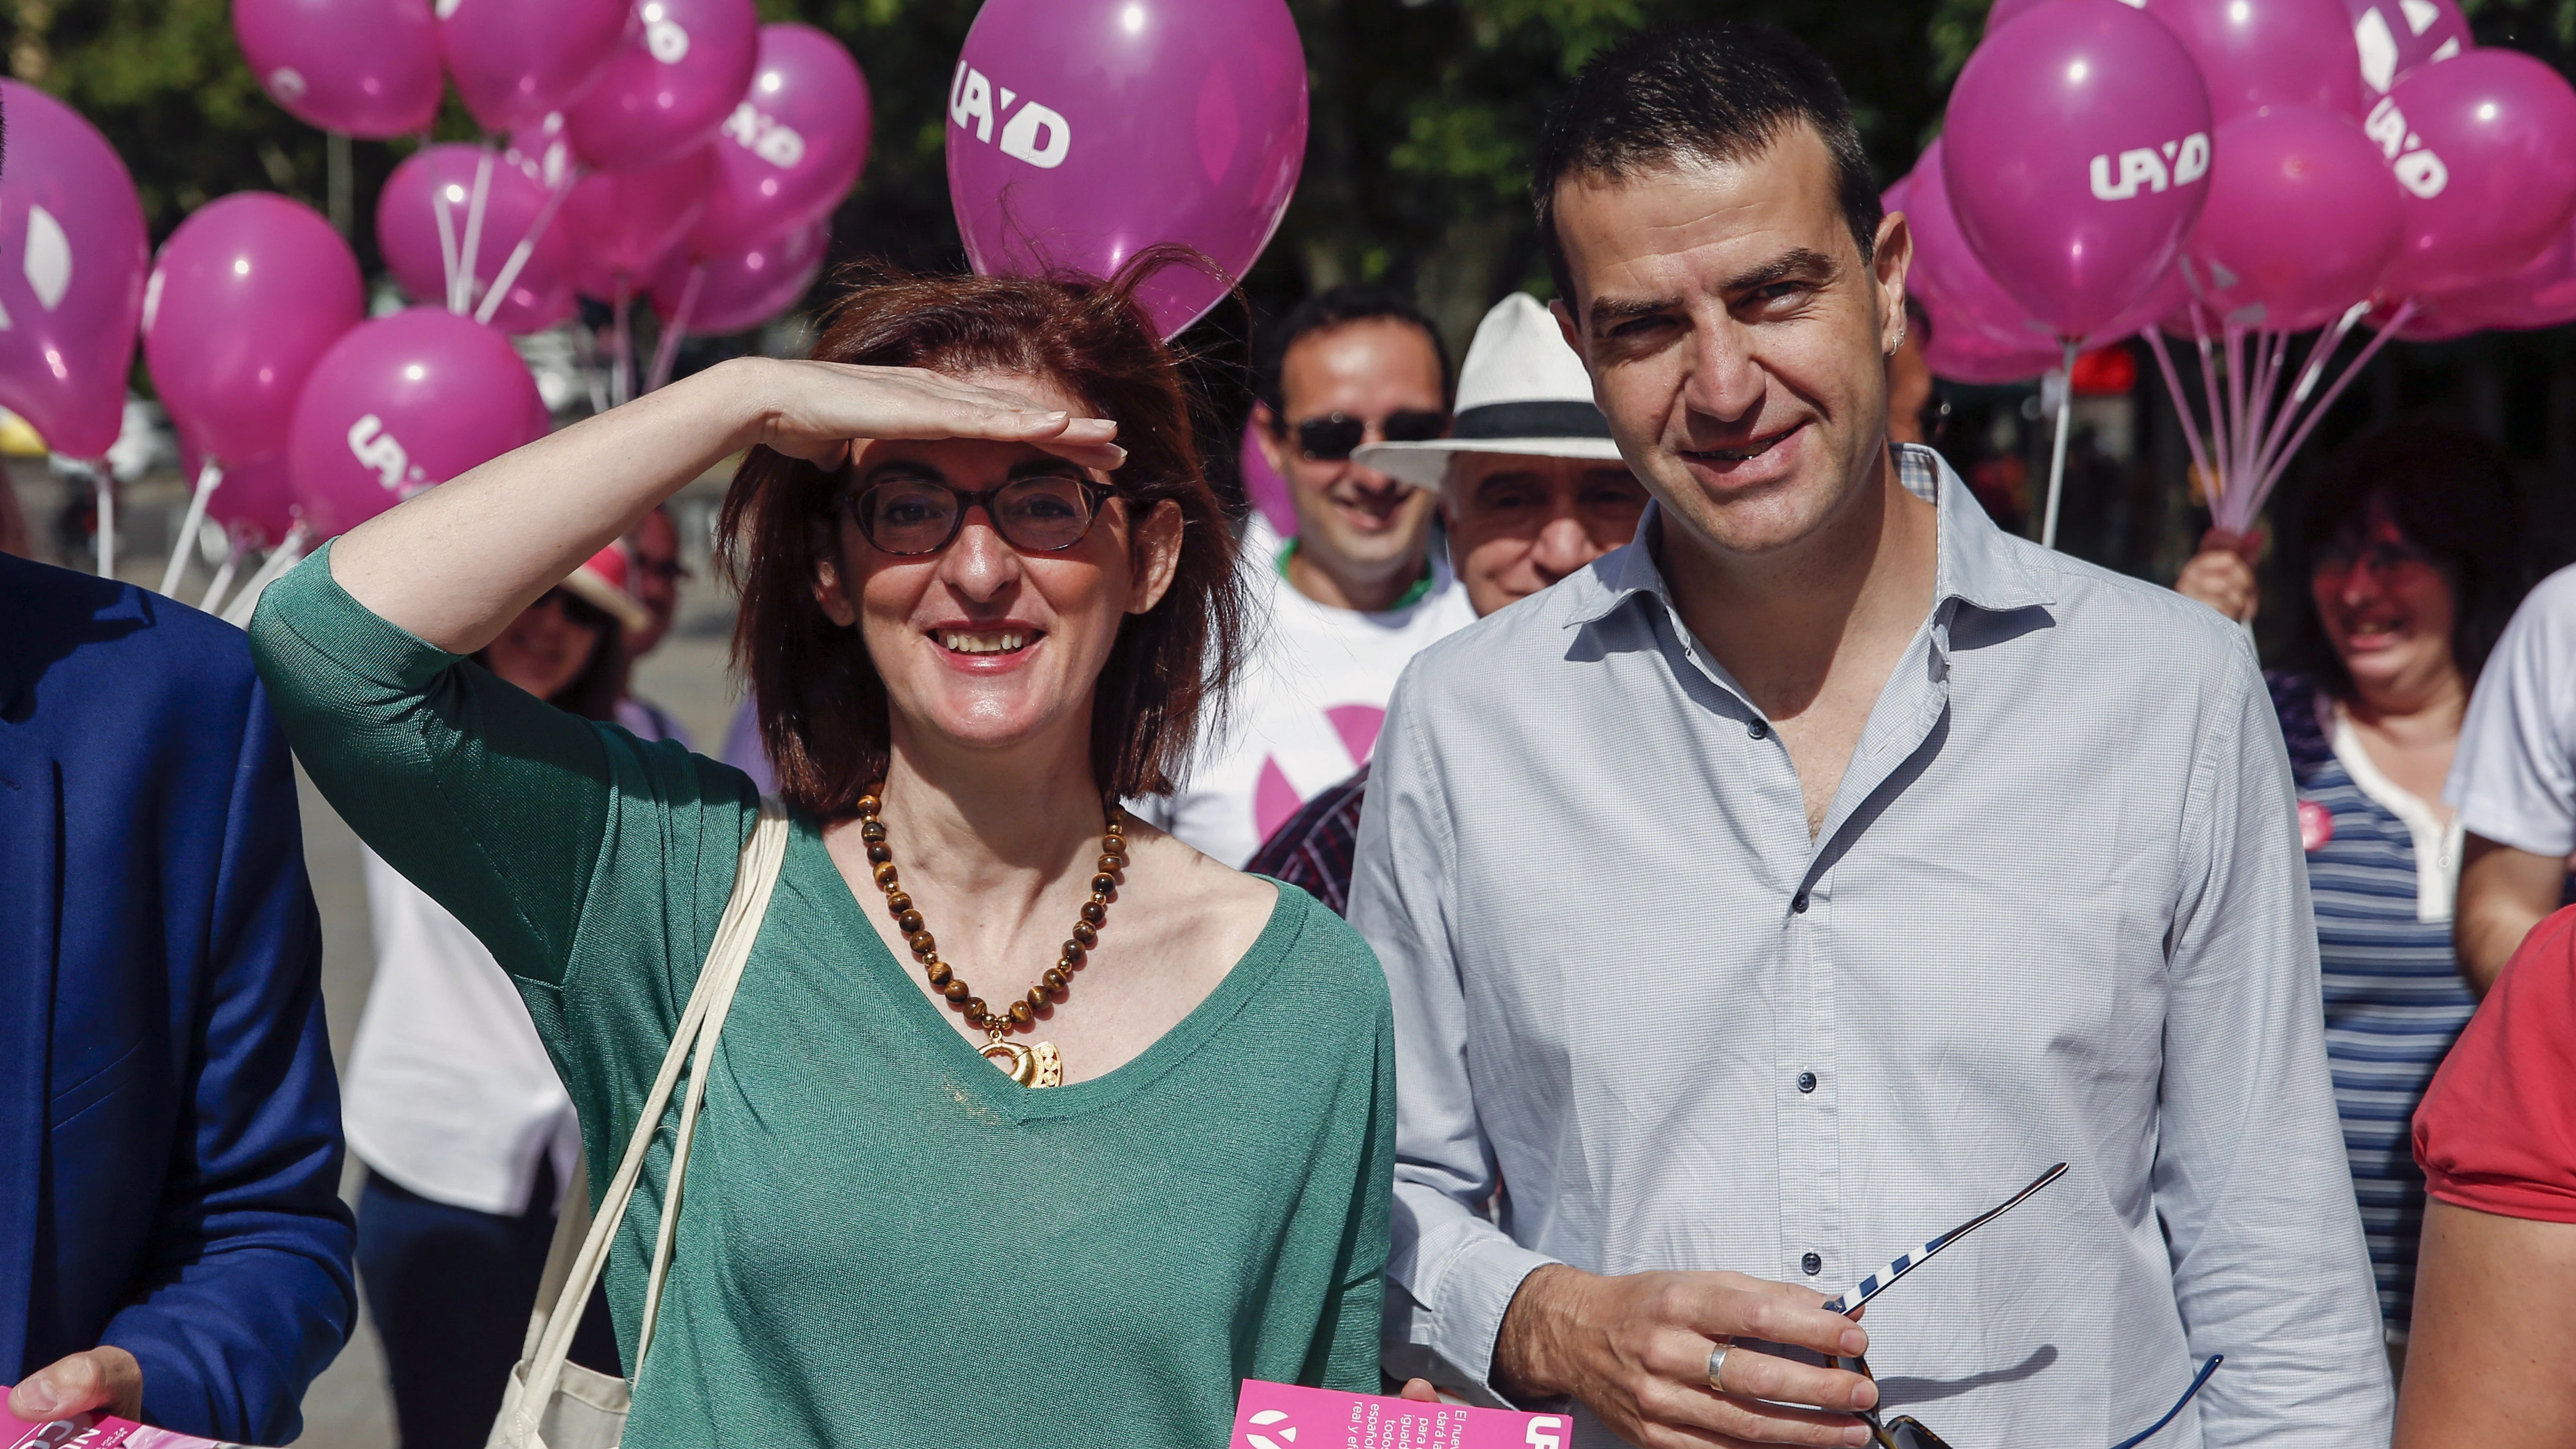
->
xmin=1349 ymin=23 xmax=2388 ymax=1449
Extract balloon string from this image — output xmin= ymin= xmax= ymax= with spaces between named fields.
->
xmin=219 ymin=522 xmax=312 ymax=630
xmin=2241 ymin=331 xmax=2282 ymax=500
xmin=2222 ymin=323 xmax=2249 ymax=513
xmin=2041 ymin=339 xmax=2077 ymax=551
xmin=199 ymin=542 xmax=242 ymax=617
xmin=2142 ymin=330 xmax=2213 ymax=510
xmin=433 ymin=186 xmax=463 ymax=314
xmin=646 ymin=265 xmax=705 ymax=395
xmin=457 ymin=145 xmax=496 ymax=317
xmin=2250 ymin=300 xmax=2418 ymax=509
xmin=2251 ymin=301 xmax=2372 ymax=485
xmin=611 ymin=284 xmax=634 ymax=409
xmin=2187 ymin=303 xmax=2231 ymax=527
xmin=160 ymin=459 xmax=224 ymax=597
xmin=475 ymin=169 xmax=577 ymax=328
xmin=572 ymin=320 xmax=610 ymax=416
xmin=93 ymin=466 xmax=115 ymax=580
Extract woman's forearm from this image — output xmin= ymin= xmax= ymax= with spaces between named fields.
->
xmin=329 ymin=357 xmax=771 ymax=654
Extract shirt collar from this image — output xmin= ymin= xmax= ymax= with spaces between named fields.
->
xmin=1567 ymin=443 xmax=2055 ymax=628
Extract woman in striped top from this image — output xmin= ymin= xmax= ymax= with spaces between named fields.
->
xmin=2181 ymin=425 xmax=2526 ymax=1353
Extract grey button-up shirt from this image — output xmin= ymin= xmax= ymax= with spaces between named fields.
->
xmin=1351 ymin=447 xmax=2389 ymax=1448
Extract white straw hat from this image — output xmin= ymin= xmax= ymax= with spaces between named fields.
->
xmin=1355 ymin=292 xmax=1624 ymax=490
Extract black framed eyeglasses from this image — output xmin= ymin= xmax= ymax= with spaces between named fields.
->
xmin=839 ymin=474 xmax=1111 ymax=557
xmin=1823 ymin=1163 xmax=2224 ymax=1449
xmin=1287 ymin=408 xmax=1447 ymax=461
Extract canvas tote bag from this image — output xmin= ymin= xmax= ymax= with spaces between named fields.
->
xmin=487 ymin=797 xmax=792 ymax=1449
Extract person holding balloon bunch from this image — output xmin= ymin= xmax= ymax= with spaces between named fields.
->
xmin=249 ymin=254 xmax=1401 ymax=1449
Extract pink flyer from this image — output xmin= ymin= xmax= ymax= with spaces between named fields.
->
xmin=1232 ymin=1380 xmax=1572 ymax=1449
xmin=0 ymin=1410 xmax=242 ymax=1449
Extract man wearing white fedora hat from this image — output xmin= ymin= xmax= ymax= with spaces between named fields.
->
xmin=1247 ymin=292 xmax=1648 ymax=911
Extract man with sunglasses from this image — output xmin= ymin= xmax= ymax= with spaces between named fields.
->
xmin=1139 ymin=287 xmax=1476 ymax=866
xmin=1351 ymin=22 xmax=2387 ymax=1449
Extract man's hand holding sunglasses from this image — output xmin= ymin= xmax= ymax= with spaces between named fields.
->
xmin=1494 ymin=1263 xmax=1879 ymax=1449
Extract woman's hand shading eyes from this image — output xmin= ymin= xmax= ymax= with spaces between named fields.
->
xmin=748 ymin=360 xmax=1128 ymax=473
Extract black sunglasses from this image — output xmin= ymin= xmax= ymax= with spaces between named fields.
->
xmin=1822 ymin=1164 xmax=2224 ymax=1449
xmin=839 ymin=473 xmax=1111 ymax=557
xmin=1286 ymin=408 xmax=1447 ymax=461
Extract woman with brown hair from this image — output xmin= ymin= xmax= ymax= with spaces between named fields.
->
xmin=247 ymin=262 xmax=1396 ymax=1449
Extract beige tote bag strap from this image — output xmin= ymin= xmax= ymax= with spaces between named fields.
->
xmin=508 ymin=797 xmax=791 ymax=1439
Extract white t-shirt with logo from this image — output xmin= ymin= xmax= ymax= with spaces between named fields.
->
xmin=1143 ymin=527 xmax=1475 ymax=867
xmin=2451 ymin=562 xmax=2576 ymax=855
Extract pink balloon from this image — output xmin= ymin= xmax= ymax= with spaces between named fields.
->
xmin=1238 ymin=419 xmax=1296 ymax=539
xmin=182 ymin=444 xmax=303 ymax=550
xmin=690 ymin=25 xmax=870 ymax=257
xmin=2184 ymin=107 xmax=2402 ymax=333
xmin=377 ymin=144 xmax=575 ymax=333
xmin=949 ymin=0 xmax=1307 ymax=338
xmin=1943 ymin=0 xmax=2214 ymax=339
xmin=1924 ymin=323 xmax=2066 ymax=383
xmin=2422 ymin=226 xmax=2576 ymax=331
xmin=287 ymin=308 xmax=546 ymax=539
xmin=563 ymin=0 xmax=758 ymax=173
xmin=2144 ymin=0 xmax=2364 ymax=121
xmin=438 ymin=0 xmax=629 ymax=134
xmin=2342 ymin=0 xmax=2470 ymax=96
xmin=2376 ymin=49 xmax=2576 ymax=298
xmin=144 ymin=193 xmax=364 ymax=467
xmin=1900 ymin=143 xmax=2057 ymax=351
xmin=0 ymin=82 xmax=149 ymax=460
xmin=650 ymin=217 xmax=829 ymax=334
xmin=234 ymin=0 xmax=442 ymax=139
xmin=562 ymin=145 xmax=717 ymax=299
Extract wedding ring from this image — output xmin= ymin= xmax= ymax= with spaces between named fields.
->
xmin=1706 ymin=1341 xmax=1732 ymax=1393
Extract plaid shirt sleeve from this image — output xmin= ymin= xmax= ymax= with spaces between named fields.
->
xmin=1244 ymin=765 xmax=1371 ymax=917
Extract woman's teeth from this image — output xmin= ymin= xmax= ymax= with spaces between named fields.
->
xmin=938 ymin=629 xmax=1030 ymax=655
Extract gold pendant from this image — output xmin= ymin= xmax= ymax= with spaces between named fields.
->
xmin=980 ymin=1037 xmax=1063 ymax=1087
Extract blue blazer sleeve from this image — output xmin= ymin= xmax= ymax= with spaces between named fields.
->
xmin=98 ymin=679 xmax=356 ymax=1442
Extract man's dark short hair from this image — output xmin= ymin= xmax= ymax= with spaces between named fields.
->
xmin=1532 ymin=22 xmax=1884 ymax=308
xmin=1253 ymin=285 xmax=1454 ymax=419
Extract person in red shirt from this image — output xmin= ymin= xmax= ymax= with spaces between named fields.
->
xmin=2400 ymin=903 xmax=2576 ymax=1446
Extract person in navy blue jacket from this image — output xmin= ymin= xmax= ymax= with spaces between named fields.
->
xmin=0 ymin=551 xmax=355 ymax=1443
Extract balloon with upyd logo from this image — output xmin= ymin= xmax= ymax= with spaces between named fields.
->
xmin=689 ymin=24 xmax=871 ymax=257
xmin=2373 ymin=48 xmax=2576 ymax=298
xmin=0 ymin=80 xmax=151 ymax=460
xmin=2341 ymin=0 xmax=2470 ymax=96
xmin=563 ymin=0 xmax=760 ymax=173
xmin=948 ymin=0 xmax=1309 ymax=339
xmin=2183 ymin=106 xmax=2402 ymax=333
xmin=234 ymin=0 xmax=443 ymax=138
xmin=438 ymin=0 xmax=630 ymax=134
xmin=1942 ymin=0 xmax=2213 ymax=339
xmin=377 ymin=144 xmax=575 ymax=333
xmin=286 ymin=308 xmax=545 ymax=539
xmin=144 ymin=193 xmax=364 ymax=468
xmin=2143 ymin=0 xmax=2364 ymax=122
xmin=651 ymin=217 xmax=830 ymax=334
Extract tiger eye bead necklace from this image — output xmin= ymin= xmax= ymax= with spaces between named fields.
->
xmin=854 ymin=786 xmax=1126 ymax=1088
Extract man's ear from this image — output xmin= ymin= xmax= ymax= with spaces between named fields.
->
xmin=1126 ymin=499 xmax=1185 ymax=614
xmin=1250 ymin=401 xmax=1293 ymax=479
xmin=1873 ymin=210 xmax=1914 ymax=357
xmin=1550 ymin=299 xmax=1587 ymax=364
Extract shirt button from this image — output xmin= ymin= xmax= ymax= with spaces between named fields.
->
xmin=1792 ymin=891 xmax=1810 ymax=914
xmin=1748 ymin=719 xmax=1770 ymax=741
xmin=1801 ymin=1252 xmax=1823 ymax=1276
xmin=1797 ymin=1071 xmax=1818 ymax=1094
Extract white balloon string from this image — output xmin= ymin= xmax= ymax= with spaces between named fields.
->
xmin=611 ymin=284 xmax=634 ymax=409
xmin=199 ymin=544 xmax=241 ymax=617
xmin=2042 ymin=339 xmax=2077 ymax=551
xmin=572 ymin=320 xmax=610 ymax=416
xmin=2188 ymin=303 xmax=2231 ymax=528
xmin=160 ymin=458 xmax=224 ymax=597
xmin=456 ymin=146 xmax=496 ymax=318
xmin=2241 ymin=331 xmax=2282 ymax=500
xmin=433 ymin=186 xmax=462 ymax=313
xmin=646 ymin=265 xmax=704 ymax=395
xmin=220 ymin=521 xmax=312 ymax=630
xmin=2142 ymin=330 xmax=2213 ymax=509
xmin=476 ymin=168 xmax=578 ymax=328
xmin=2222 ymin=323 xmax=2250 ymax=510
xmin=2252 ymin=301 xmax=2418 ymax=508
xmin=93 ymin=467 xmax=115 ymax=579
xmin=2251 ymin=301 xmax=2374 ymax=490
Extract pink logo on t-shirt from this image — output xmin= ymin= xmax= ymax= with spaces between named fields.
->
xmin=1252 ymin=705 xmax=1389 ymax=842
xmin=2299 ymin=800 xmax=2335 ymax=853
